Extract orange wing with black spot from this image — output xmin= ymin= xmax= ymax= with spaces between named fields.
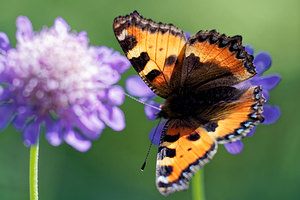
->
xmin=156 ymin=124 xmax=217 ymax=196
xmin=177 ymin=30 xmax=256 ymax=90
xmin=113 ymin=11 xmax=186 ymax=98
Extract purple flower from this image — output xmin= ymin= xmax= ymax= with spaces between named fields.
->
xmin=0 ymin=16 xmax=130 ymax=152
xmin=126 ymin=46 xmax=281 ymax=152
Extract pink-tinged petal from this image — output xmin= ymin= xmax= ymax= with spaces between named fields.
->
xmin=77 ymin=31 xmax=88 ymax=44
xmin=54 ymin=17 xmax=70 ymax=34
xmin=45 ymin=118 xmax=63 ymax=146
xmin=126 ymin=75 xmax=156 ymax=98
xmin=253 ymin=52 xmax=272 ymax=75
xmin=149 ymin=120 xmax=166 ymax=146
xmin=0 ymin=32 xmax=11 ymax=52
xmin=262 ymin=105 xmax=281 ymax=125
xmin=144 ymin=101 xmax=160 ymax=120
xmin=246 ymin=126 xmax=257 ymax=137
xmin=22 ymin=120 xmax=41 ymax=146
xmin=64 ymin=129 xmax=91 ymax=152
xmin=224 ymin=140 xmax=244 ymax=154
xmin=0 ymin=104 xmax=14 ymax=130
xmin=106 ymin=85 xmax=125 ymax=106
xmin=254 ymin=74 xmax=281 ymax=91
xmin=99 ymin=104 xmax=125 ymax=131
xmin=16 ymin=16 xmax=33 ymax=42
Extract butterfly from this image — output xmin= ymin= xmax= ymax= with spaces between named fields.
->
xmin=113 ymin=11 xmax=265 ymax=196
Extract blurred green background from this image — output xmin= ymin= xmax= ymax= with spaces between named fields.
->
xmin=0 ymin=0 xmax=299 ymax=199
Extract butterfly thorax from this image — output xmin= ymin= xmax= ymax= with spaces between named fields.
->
xmin=157 ymin=88 xmax=205 ymax=127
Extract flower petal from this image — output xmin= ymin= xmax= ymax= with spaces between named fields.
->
xmin=253 ymin=52 xmax=272 ymax=75
xmin=45 ymin=118 xmax=63 ymax=146
xmin=262 ymin=105 xmax=281 ymax=125
xmin=245 ymin=45 xmax=254 ymax=55
xmin=76 ymin=113 xmax=104 ymax=139
xmin=149 ymin=120 xmax=166 ymax=146
xmin=106 ymin=85 xmax=125 ymax=106
xmin=98 ymin=64 xmax=120 ymax=85
xmin=126 ymin=75 xmax=156 ymax=98
xmin=12 ymin=107 xmax=34 ymax=130
xmin=184 ymin=31 xmax=191 ymax=39
xmin=253 ymin=74 xmax=281 ymax=91
xmin=246 ymin=126 xmax=257 ymax=137
xmin=22 ymin=120 xmax=41 ymax=146
xmin=144 ymin=101 xmax=160 ymax=120
xmin=16 ymin=16 xmax=34 ymax=42
xmin=99 ymin=104 xmax=125 ymax=131
xmin=0 ymin=104 xmax=14 ymax=130
xmin=54 ymin=17 xmax=70 ymax=34
xmin=64 ymin=129 xmax=91 ymax=152
xmin=94 ymin=46 xmax=130 ymax=74
xmin=224 ymin=140 xmax=244 ymax=154
xmin=262 ymin=90 xmax=270 ymax=102
xmin=0 ymin=32 xmax=11 ymax=52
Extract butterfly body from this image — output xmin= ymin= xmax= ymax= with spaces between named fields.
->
xmin=113 ymin=11 xmax=265 ymax=196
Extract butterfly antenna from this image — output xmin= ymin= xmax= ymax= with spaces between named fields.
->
xmin=125 ymin=93 xmax=161 ymax=111
xmin=141 ymin=118 xmax=162 ymax=171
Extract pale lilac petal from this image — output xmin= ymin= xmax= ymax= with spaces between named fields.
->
xmin=0 ymin=32 xmax=11 ymax=52
xmin=64 ymin=129 xmax=91 ymax=152
xmin=98 ymin=65 xmax=120 ymax=85
xmin=0 ymin=104 xmax=14 ymax=130
xmin=77 ymin=31 xmax=88 ymax=44
xmin=144 ymin=101 xmax=160 ymax=120
xmin=106 ymin=85 xmax=125 ymax=106
xmin=76 ymin=113 xmax=104 ymax=139
xmin=246 ymin=126 xmax=256 ymax=137
xmin=54 ymin=17 xmax=70 ymax=34
xmin=16 ymin=16 xmax=33 ymax=42
xmin=245 ymin=45 xmax=254 ymax=55
xmin=99 ymin=105 xmax=125 ymax=131
xmin=224 ymin=140 xmax=244 ymax=154
xmin=22 ymin=120 xmax=41 ymax=146
xmin=262 ymin=105 xmax=281 ymax=125
xmin=149 ymin=120 xmax=167 ymax=146
xmin=45 ymin=118 xmax=63 ymax=146
xmin=126 ymin=75 xmax=156 ymax=98
xmin=95 ymin=46 xmax=130 ymax=73
xmin=254 ymin=74 xmax=281 ymax=91
xmin=253 ymin=52 xmax=272 ymax=75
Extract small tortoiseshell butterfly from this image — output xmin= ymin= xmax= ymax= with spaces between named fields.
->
xmin=113 ymin=11 xmax=265 ymax=196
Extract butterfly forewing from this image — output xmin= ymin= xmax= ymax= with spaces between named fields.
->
xmin=113 ymin=11 xmax=186 ymax=98
xmin=181 ymin=30 xmax=256 ymax=90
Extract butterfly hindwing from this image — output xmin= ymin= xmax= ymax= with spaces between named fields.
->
xmin=205 ymin=86 xmax=265 ymax=143
xmin=179 ymin=30 xmax=256 ymax=90
xmin=113 ymin=11 xmax=187 ymax=98
xmin=156 ymin=123 xmax=217 ymax=195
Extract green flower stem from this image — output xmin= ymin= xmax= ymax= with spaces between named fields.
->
xmin=30 ymin=139 xmax=39 ymax=200
xmin=192 ymin=168 xmax=205 ymax=200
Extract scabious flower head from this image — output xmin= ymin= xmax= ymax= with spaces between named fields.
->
xmin=0 ymin=16 xmax=130 ymax=151
xmin=125 ymin=45 xmax=281 ymax=152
